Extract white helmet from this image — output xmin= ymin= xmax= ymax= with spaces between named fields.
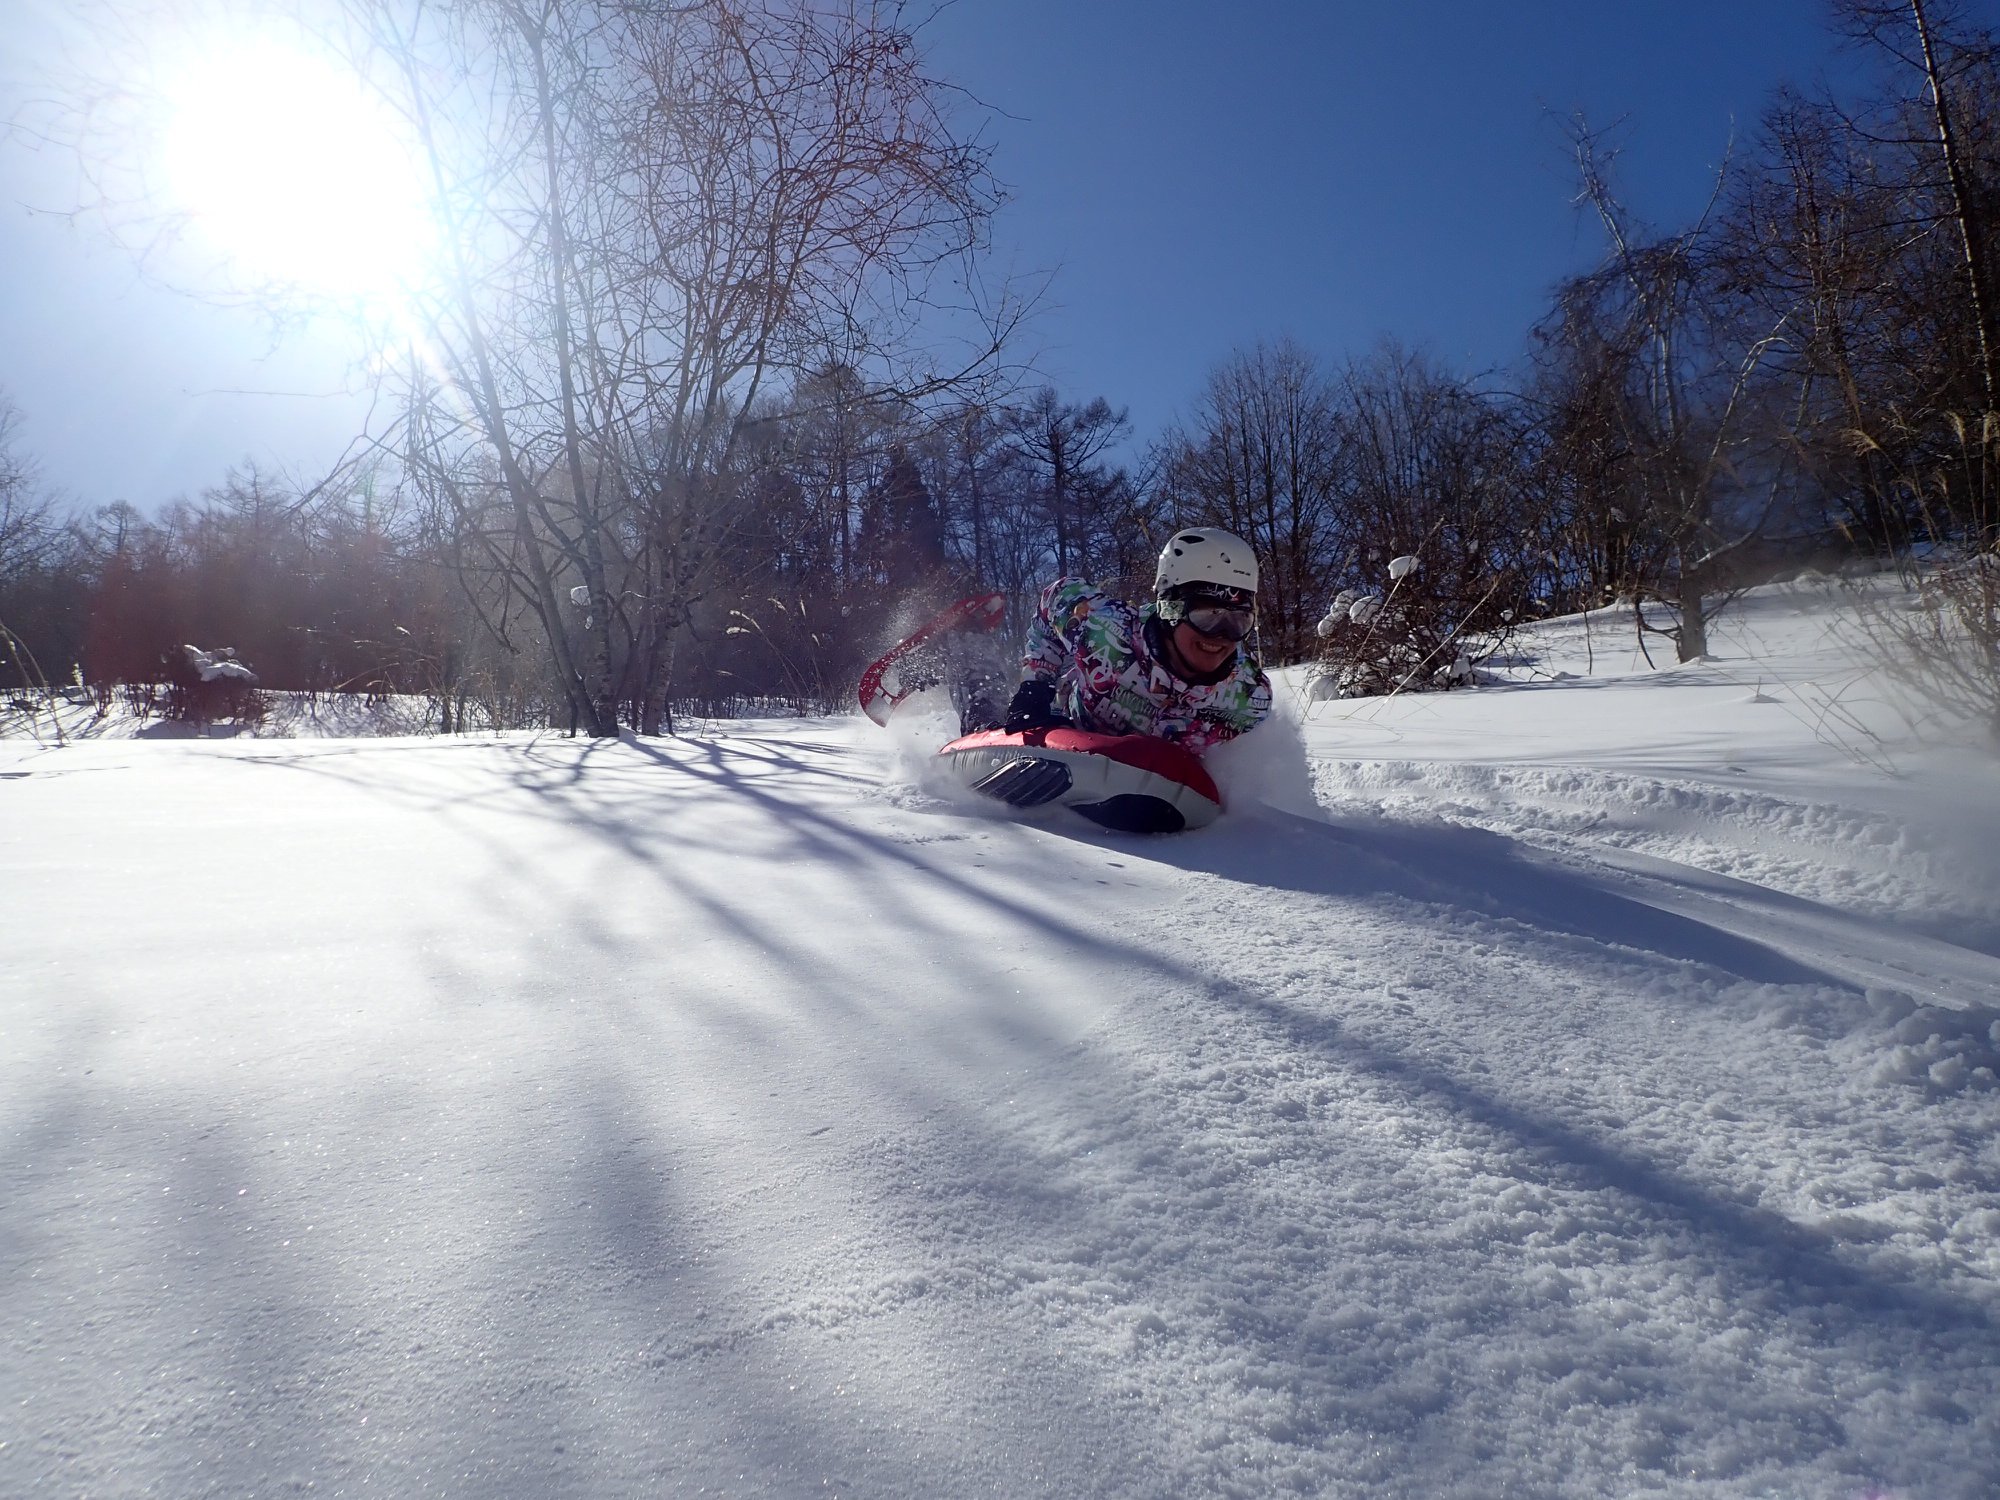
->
xmin=1154 ymin=528 xmax=1258 ymax=596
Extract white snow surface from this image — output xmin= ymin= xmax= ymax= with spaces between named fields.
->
xmin=5 ymin=581 xmax=1999 ymax=1498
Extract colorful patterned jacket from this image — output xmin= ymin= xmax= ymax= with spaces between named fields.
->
xmin=1020 ymin=578 xmax=1272 ymax=754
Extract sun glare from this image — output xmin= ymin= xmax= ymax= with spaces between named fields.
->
xmin=161 ymin=41 xmax=436 ymax=306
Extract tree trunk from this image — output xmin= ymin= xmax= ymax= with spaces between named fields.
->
xmin=1912 ymin=0 xmax=2000 ymax=426
xmin=638 ymin=611 xmax=667 ymax=737
xmin=1676 ymin=553 xmax=1710 ymax=662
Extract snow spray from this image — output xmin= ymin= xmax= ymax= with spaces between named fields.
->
xmin=1204 ymin=692 xmax=1321 ymax=819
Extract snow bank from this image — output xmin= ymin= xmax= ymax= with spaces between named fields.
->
xmin=5 ymin=580 xmax=1999 ymax=1500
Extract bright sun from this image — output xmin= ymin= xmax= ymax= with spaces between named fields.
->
xmin=161 ymin=41 xmax=436 ymax=305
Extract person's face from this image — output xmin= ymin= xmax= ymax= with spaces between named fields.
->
xmin=1171 ymin=619 xmax=1238 ymax=676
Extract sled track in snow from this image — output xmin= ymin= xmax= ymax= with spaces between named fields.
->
xmin=1309 ymin=757 xmax=2000 ymax=948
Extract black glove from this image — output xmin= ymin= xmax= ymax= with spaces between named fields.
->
xmin=1003 ymin=677 xmax=1068 ymax=733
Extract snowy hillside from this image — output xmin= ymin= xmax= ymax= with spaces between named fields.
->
xmin=4 ymin=581 xmax=1998 ymax=1499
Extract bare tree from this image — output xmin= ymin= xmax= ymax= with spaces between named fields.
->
xmin=1304 ymin=347 xmax=1539 ymax=693
xmin=377 ymin=0 xmax=1016 ymax=734
xmin=920 ymin=394 xmax=1050 ymax=634
xmin=1813 ymin=0 xmax=2000 ymax=542
xmin=1546 ymin=125 xmax=1799 ymax=661
xmin=1004 ymin=387 xmax=1132 ymax=581
xmin=0 ymin=395 xmax=71 ymax=704
xmin=46 ymin=0 xmax=1015 ymax=735
xmin=1833 ymin=1 xmax=2000 ymax=422
xmin=1155 ymin=339 xmax=1343 ymax=660
xmin=0 ymin=402 xmax=58 ymax=581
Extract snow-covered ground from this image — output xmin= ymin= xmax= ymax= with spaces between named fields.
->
xmin=4 ymin=582 xmax=1997 ymax=1498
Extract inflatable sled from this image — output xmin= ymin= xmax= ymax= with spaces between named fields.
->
xmin=938 ymin=727 xmax=1224 ymax=834
xmin=858 ymin=592 xmax=1007 ymax=727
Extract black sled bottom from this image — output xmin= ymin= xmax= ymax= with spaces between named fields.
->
xmin=969 ymin=757 xmax=1072 ymax=808
xmin=968 ymin=757 xmax=1189 ymax=831
xmin=1069 ymin=794 xmax=1187 ymax=834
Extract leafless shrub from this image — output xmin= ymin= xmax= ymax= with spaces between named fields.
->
xmin=1845 ymin=544 xmax=2000 ymax=740
xmin=1306 ymin=551 xmax=1521 ymax=699
xmin=161 ymin=645 xmax=264 ymax=728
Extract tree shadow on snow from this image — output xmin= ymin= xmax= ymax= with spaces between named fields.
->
xmin=1235 ymin=983 xmax=1992 ymax=1336
xmin=17 ymin=733 xmax=1999 ymax=1497
xmin=1158 ymin=803 xmax=1856 ymax=992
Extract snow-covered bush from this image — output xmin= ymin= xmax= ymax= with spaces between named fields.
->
xmin=1306 ymin=551 xmax=1521 ymax=699
xmin=163 ymin=645 xmax=264 ymax=728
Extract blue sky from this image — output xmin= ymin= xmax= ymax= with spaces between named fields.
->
xmin=1 ymin=0 xmax=1862 ymax=509
xmin=920 ymin=0 xmax=1859 ymax=423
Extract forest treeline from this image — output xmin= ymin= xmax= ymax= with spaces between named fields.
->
xmin=3 ymin=0 xmax=1996 ymax=731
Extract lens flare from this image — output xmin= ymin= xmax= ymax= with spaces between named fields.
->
xmin=161 ymin=39 xmax=434 ymax=304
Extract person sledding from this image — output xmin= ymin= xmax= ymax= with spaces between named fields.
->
xmin=988 ymin=527 xmax=1273 ymax=754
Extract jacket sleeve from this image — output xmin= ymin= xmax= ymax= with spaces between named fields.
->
xmin=1178 ymin=665 xmax=1275 ymax=754
xmin=1019 ymin=578 xmax=1101 ymax=681
xmin=1243 ymin=670 xmax=1275 ymax=730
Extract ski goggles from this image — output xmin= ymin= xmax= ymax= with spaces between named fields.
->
xmin=1183 ymin=603 xmax=1256 ymax=641
xmin=1160 ymin=588 xmax=1257 ymax=641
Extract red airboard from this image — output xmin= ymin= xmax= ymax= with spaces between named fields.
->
xmin=941 ymin=727 xmax=1222 ymax=804
xmin=936 ymin=727 xmax=1226 ymax=833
